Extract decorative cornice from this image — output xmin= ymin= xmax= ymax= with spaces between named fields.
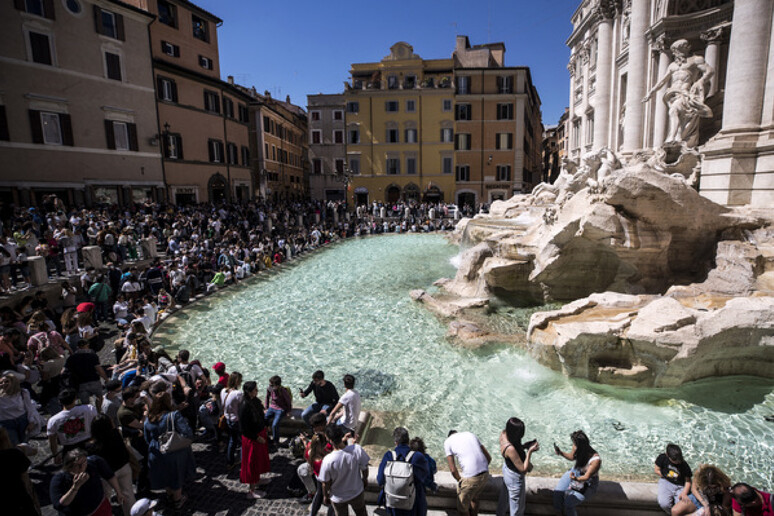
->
xmin=700 ymin=26 xmax=724 ymax=44
xmin=651 ymin=34 xmax=669 ymax=55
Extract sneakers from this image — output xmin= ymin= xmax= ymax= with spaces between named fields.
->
xmin=246 ymin=490 xmax=266 ymax=499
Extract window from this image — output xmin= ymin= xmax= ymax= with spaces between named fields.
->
xmin=385 ymin=101 xmax=399 ymax=112
xmin=334 ymin=130 xmax=344 ymax=144
xmin=443 ymin=99 xmax=452 ymax=111
xmin=455 ymin=133 xmax=471 ymax=151
xmin=349 ymin=156 xmax=360 ymax=174
xmin=386 ymin=158 xmax=400 ymax=175
xmin=227 ymin=142 xmax=238 ymax=164
xmin=105 ymin=52 xmax=122 ymax=81
xmin=263 ymin=116 xmax=271 ymax=132
xmin=498 ymin=76 xmax=513 ymax=94
xmin=404 ymin=75 xmax=416 ymax=89
xmin=405 ymin=128 xmax=417 ymax=143
xmin=455 ymin=103 xmax=472 ymax=121
xmin=21 ymin=0 xmax=45 ymax=17
xmin=406 ymin=100 xmax=416 ymax=113
xmin=271 ymin=146 xmax=275 ymax=160
xmin=238 ymin=104 xmax=249 ymax=123
xmin=157 ymin=0 xmax=177 ymax=27
xmin=157 ymin=77 xmax=177 ymax=102
xmin=310 ymin=111 xmax=320 ymax=121
xmin=456 ymin=165 xmax=470 ymax=181
xmin=386 ymin=128 xmax=399 ymax=143
xmin=496 ymin=165 xmax=512 ymax=181
xmin=0 ymin=106 xmax=9 ymax=142
xmin=223 ymin=97 xmax=234 ymax=118
xmin=164 ymin=133 xmax=182 ymax=159
xmin=347 ymin=101 xmax=359 ymax=114
xmin=192 ymin=14 xmax=208 ymax=42
xmin=335 ymin=159 xmax=344 ymax=174
xmin=65 ymin=0 xmax=81 ymax=15
xmin=94 ymin=8 xmax=124 ymax=41
xmin=333 ymin=110 xmax=343 ymax=121
xmin=406 ymin=157 xmax=416 ymax=175
xmin=208 ymin=139 xmax=224 ymax=163
xmin=241 ymin=146 xmax=250 ymax=166
xmin=572 ymin=118 xmax=581 ymax=148
xmin=161 ymin=41 xmax=180 ymax=57
xmin=586 ymin=114 xmax=594 ymax=145
xmin=28 ymin=32 xmax=52 ymax=65
xmin=387 ymin=75 xmax=398 ymax=89
xmin=198 ymin=55 xmax=213 ymax=70
xmin=204 ymin=90 xmax=220 ymax=113
xmin=104 ymin=120 xmax=138 ymax=151
xmin=497 ymin=103 xmax=514 ymax=120
xmin=442 ymin=157 xmax=453 ymax=175
xmin=29 ymin=110 xmax=73 ymax=146
xmin=523 ymin=168 xmax=532 ymax=182
xmin=349 ymin=128 xmax=360 ymax=144
xmin=312 ymin=159 xmax=322 ymax=174
xmin=496 ymin=133 xmax=513 ymax=150
xmin=112 ymin=121 xmax=128 ymax=150
xmin=311 ymin=130 xmax=321 ymax=144
xmin=456 ymin=76 xmax=470 ymax=94
xmin=440 ymin=127 xmax=453 ymax=143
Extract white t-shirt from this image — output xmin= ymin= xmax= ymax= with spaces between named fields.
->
xmin=47 ymin=404 xmax=98 ymax=446
xmin=337 ymin=389 xmax=361 ymax=431
xmin=443 ymin=431 xmax=489 ymax=478
xmin=318 ymin=444 xmax=370 ymax=503
xmin=221 ymin=389 xmax=242 ymax=423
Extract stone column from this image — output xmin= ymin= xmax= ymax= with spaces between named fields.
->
xmin=593 ymin=12 xmax=614 ymax=150
xmin=701 ymin=28 xmax=723 ymax=96
xmin=82 ymin=246 xmax=104 ymax=271
xmin=622 ymin=0 xmax=650 ymax=152
xmin=28 ymin=256 xmax=48 ymax=287
xmin=721 ymin=0 xmax=774 ymax=132
xmin=567 ymin=57 xmax=577 ymax=156
xmin=652 ymin=36 xmax=671 ymax=147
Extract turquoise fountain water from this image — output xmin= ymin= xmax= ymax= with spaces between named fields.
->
xmin=158 ymin=234 xmax=774 ymax=488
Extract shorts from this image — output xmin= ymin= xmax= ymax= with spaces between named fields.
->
xmin=457 ymin=471 xmax=491 ymax=514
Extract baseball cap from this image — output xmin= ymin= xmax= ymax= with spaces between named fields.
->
xmin=213 ymin=361 xmax=226 ymax=372
xmin=130 ymin=498 xmax=158 ymax=516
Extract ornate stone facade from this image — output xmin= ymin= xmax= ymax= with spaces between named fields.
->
xmin=565 ymin=0 xmax=774 ymax=206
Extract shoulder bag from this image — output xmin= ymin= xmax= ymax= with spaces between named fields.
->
xmin=159 ymin=411 xmax=192 ymax=454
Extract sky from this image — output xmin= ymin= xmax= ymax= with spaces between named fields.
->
xmin=195 ymin=0 xmax=579 ymax=125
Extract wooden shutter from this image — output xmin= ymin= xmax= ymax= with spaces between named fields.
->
xmin=127 ymin=123 xmax=138 ymax=151
xmin=60 ymin=114 xmax=73 ymax=146
xmin=115 ymin=13 xmax=125 ymax=41
xmin=104 ymin=120 xmax=116 ymax=149
xmin=203 ymin=91 xmax=209 ymax=111
xmin=175 ymin=135 xmax=183 ymax=160
xmin=507 ymin=133 xmax=513 ymax=149
xmin=173 ymin=45 xmax=180 ymax=57
xmin=208 ymin=140 xmax=214 ymax=162
xmin=28 ymin=110 xmax=43 ymax=143
xmin=171 ymin=81 xmax=178 ymax=102
xmin=0 ymin=106 xmax=9 ymax=141
xmin=217 ymin=141 xmax=224 ymax=162
xmin=42 ymin=0 xmax=55 ymax=19
xmin=93 ymin=5 xmax=104 ymax=35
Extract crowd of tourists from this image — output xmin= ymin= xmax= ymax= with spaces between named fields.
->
xmin=0 ymin=195 xmax=770 ymax=516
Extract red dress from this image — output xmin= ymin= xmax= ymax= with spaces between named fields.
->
xmin=240 ymin=428 xmax=270 ymax=484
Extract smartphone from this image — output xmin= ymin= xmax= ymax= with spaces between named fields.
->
xmin=553 ymin=442 xmax=561 ymax=454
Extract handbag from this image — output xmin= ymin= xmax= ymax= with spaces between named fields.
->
xmin=159 ymin=411 xmax=192 ymax=454
xmin=569 ymin=478 xmax=590 ymax=494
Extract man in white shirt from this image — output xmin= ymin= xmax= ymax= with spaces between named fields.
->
xmin=444 ymin=430 xmax=492 ymax=516
xmin=327 ymin=374 xmax=361 ymax=434
xmin=318 ymin=424 xmax=370 ymax=516
xmin=47 ymin=389 xmax=98 ymax=464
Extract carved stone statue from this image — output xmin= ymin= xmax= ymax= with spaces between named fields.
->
xmin=642 ymin=39 xmax=714 ymax=148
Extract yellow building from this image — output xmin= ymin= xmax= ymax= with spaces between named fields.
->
xmin=345 ymin=42 xmax=455 ymax=206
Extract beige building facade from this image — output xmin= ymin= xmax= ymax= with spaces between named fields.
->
xmin=0 ymin=0 xmax=164 ymax=207
xmin=307 ymin=93 xmax=347 ymax=201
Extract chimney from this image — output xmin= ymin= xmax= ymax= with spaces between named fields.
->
xmin=227 ymin=75 xmax=234 ymax=85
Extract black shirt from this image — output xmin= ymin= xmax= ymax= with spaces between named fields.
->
xmin=656 ymin=453 xmax=692 ymax=486
xmin=50 ymin=455 xmax=114 ymax=516
xmin=0 ymin=448 xmax=36 ymax=516
xmin=238 ymin=397 xmax=266 ymax=440
xmin=65 ymin=351 xmax=100 ymax=385
xmin=302 ymin=380 xmax=339 ymax=406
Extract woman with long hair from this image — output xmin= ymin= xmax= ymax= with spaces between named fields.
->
xmin=238 ymin=381 xmax=271 ymax=499
xmin=87 ymin=414 xmax=135 ymax=516
xmin=220 ymin=371 xmax=243 ymax=468
xmin=497 ymin=417 xmax=539 ymax=516
xmin=143 ymin=387 xmax=195 ymax=510
xmin=552 ymin=430 xmax=601 ymax=516
xmin=691 ymin=464 xmax=732 ymax=515
xmin=0 ymin=371 xmax=39 ymax=445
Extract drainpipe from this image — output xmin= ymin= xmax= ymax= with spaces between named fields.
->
xmin=221 ymin=84 xmax=231 ymax=202
xmin=146 ymin=16 xmax=167 ymax=204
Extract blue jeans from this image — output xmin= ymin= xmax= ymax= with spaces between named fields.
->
xmin=497 ymin=465 xmax=526 ymax=516
xmin=552 ymin=469 xmax=598 ymax=516
xmin=301 ymin=403 xmax=332 ymax=426
xmin=0 ymin=413 xmax=28 ymax=445
xmin=226 ymin=420 xmax=241 ymax=464
xmin=264 ymin=407 xmax=285 ymax=444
